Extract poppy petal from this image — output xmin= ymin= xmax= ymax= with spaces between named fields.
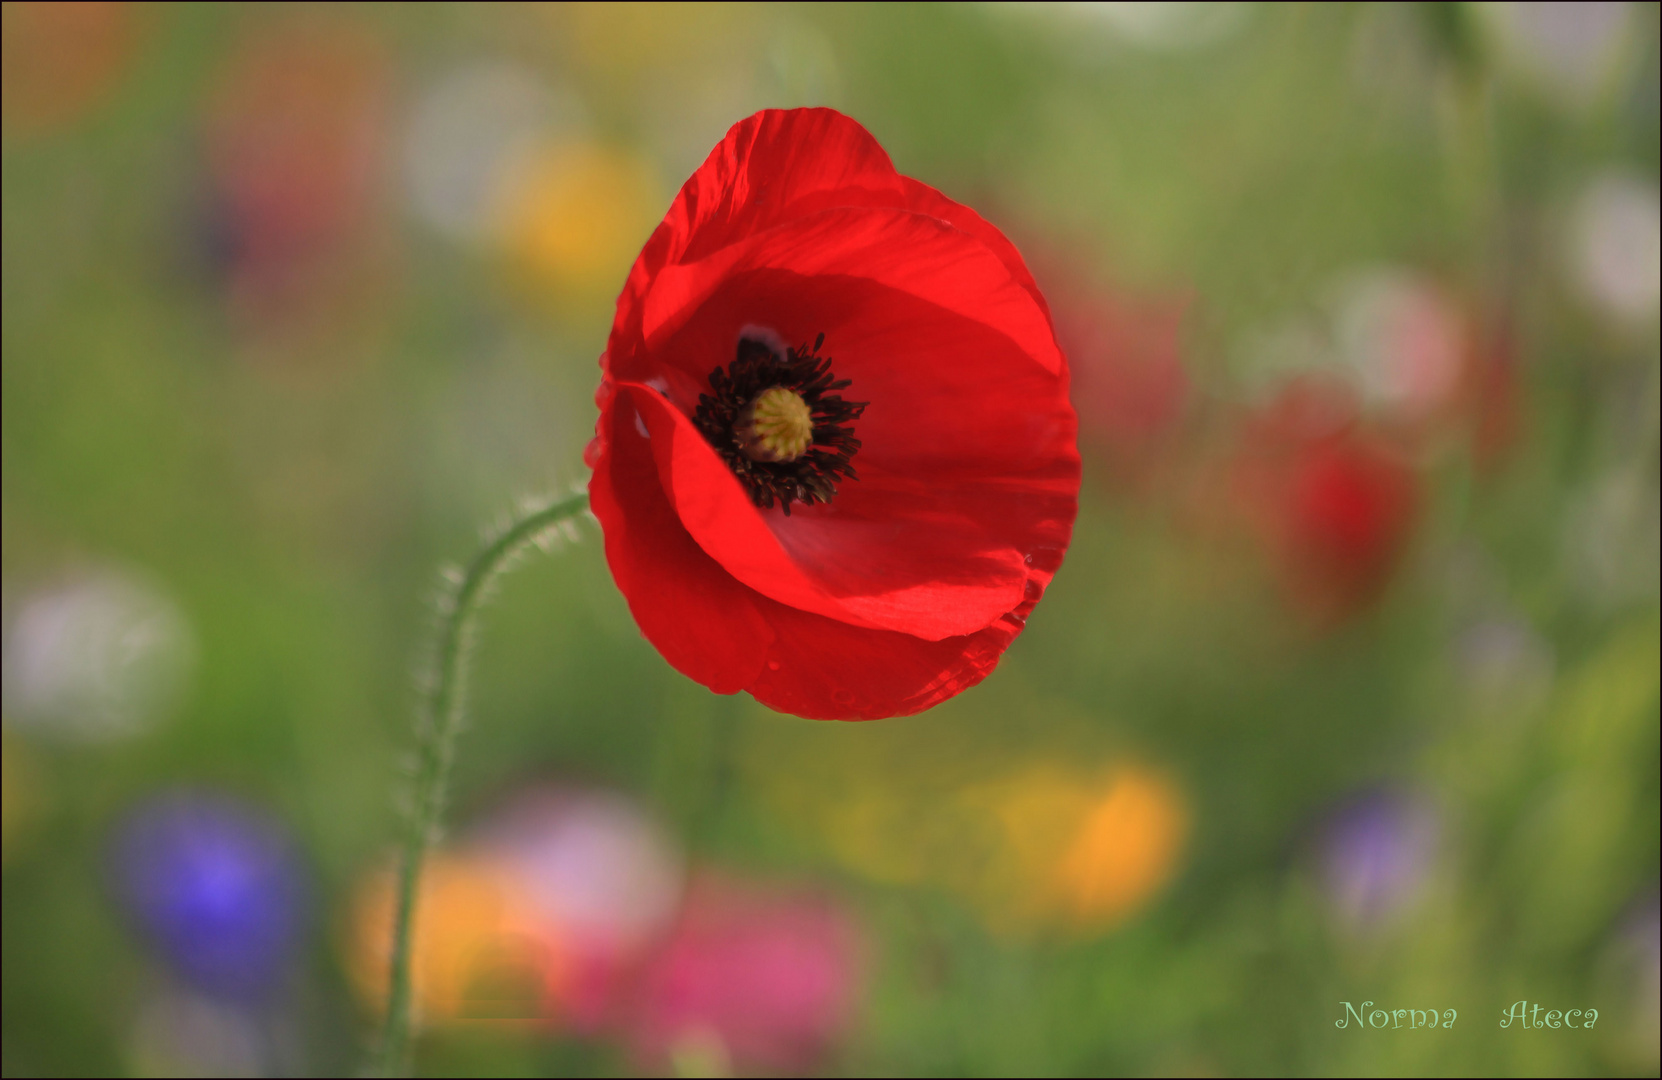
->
xmin=895 ymin=176 xmax=1052 ymax=321
xmin=613 ymin=109 xmax=1056 ymax=357
xmin=588 ymin=390 xmax=774 ymax=695
xmin=745 ymin=598 xmax=1013 ymax=721
xmin=620 ymin=382 xmax=1030 ymax=640
xmin=632 ymin=108 xmax=906 ymax=274
xmin=744 ymin=487 xmax=1069 ymax=721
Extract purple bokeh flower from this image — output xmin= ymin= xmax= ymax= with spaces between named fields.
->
xmin=1320 ymin=790 xmax=1439 ymax=932
xmin=112 ymin=792 xmax=307 ymax=1001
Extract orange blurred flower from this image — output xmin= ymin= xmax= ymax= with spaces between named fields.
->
xmin=348 ymin=855 xmax=565 ymax=1026
xmin=974 ymin=764 xmax=1189 ymax=931
xmin=1053 ymin=768 xmax=1191 ymax=928
xmin=1 ymin=2 xmax=138 ymax=137
xmin=809 ymin=758 xmax=1190 ymax=934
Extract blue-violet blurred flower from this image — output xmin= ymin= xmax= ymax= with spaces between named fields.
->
xmin=1321 ymin=790 xmax=1439 ymax=932
xmin=113 ymin=792 xmax=307 ymax=1001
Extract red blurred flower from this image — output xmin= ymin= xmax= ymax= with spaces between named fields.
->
xmin=624 ymin=875 xmax=863 ymax=1076
xmin=587 ymin=109 xmax=1079 ymax=720
xmin=1284 ymin=437 xmax=1418 ymax=615
xmin=200 ymin=17 xmax=391 ymax=335
xmin=1064 ymin=291 xmax=1189 ymax=470
xmin=1235 ymin=378 xmax=1420 ymax=621
xmin=1029 ymin=250 xmax=1190 ymax=482
xmin=1458 ymin=309 xmax=1520 ymax=473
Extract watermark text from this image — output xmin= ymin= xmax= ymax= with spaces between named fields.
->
xmin=1336 ymin=1001 xmax=1455 ymax=1029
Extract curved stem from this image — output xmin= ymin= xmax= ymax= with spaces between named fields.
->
xmin=373 ymin=491 xmax=590 ymax=1076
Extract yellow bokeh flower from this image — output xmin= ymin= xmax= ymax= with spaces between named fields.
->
xmin=494 ymin=142 xmax=662 ymax=305
xmin=1 ymin=734 xmax=42 ymax=864
xmin=961 ymin=764 xmax=1188 ymax=933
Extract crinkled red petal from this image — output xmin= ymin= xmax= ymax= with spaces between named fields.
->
xmin=589 ymin=389 xmax=773 ymax=695
xmin=611 ymin=109 xmax=1054 ymax=363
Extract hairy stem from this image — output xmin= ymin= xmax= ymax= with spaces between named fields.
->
xmin=373 ymin=491 xmax=590 ymax=1076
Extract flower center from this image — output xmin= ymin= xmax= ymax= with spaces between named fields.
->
xmin=735 ymin=387 xmax=813 ymax=462
xmin=693 ymin=332 xmax=867 ymax=515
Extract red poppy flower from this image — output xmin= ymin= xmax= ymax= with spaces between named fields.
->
xmin=587 ymin=109 xmax=1078 ymax=720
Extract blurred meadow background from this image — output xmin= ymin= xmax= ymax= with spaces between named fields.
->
xmin=3 ymin=2 xmax=1659 ymax=1076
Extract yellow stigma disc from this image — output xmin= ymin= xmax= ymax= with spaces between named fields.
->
xmin=737 ymin=386 xmax=814 ymax=463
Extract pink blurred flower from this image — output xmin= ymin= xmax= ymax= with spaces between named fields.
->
xmin=474 ymin=787 xmax=684 ymax=1031
xmin=1333 ymin=269 xmax=1466 ymax=422
xmin=1329 ymin=269 xmax=1521 ymax=469
xmin=625 ymin=875 xmax=864 ymax=1075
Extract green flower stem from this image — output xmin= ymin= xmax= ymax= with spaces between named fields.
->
xmin=373 ymin=491 xmax=590 ymax=1077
